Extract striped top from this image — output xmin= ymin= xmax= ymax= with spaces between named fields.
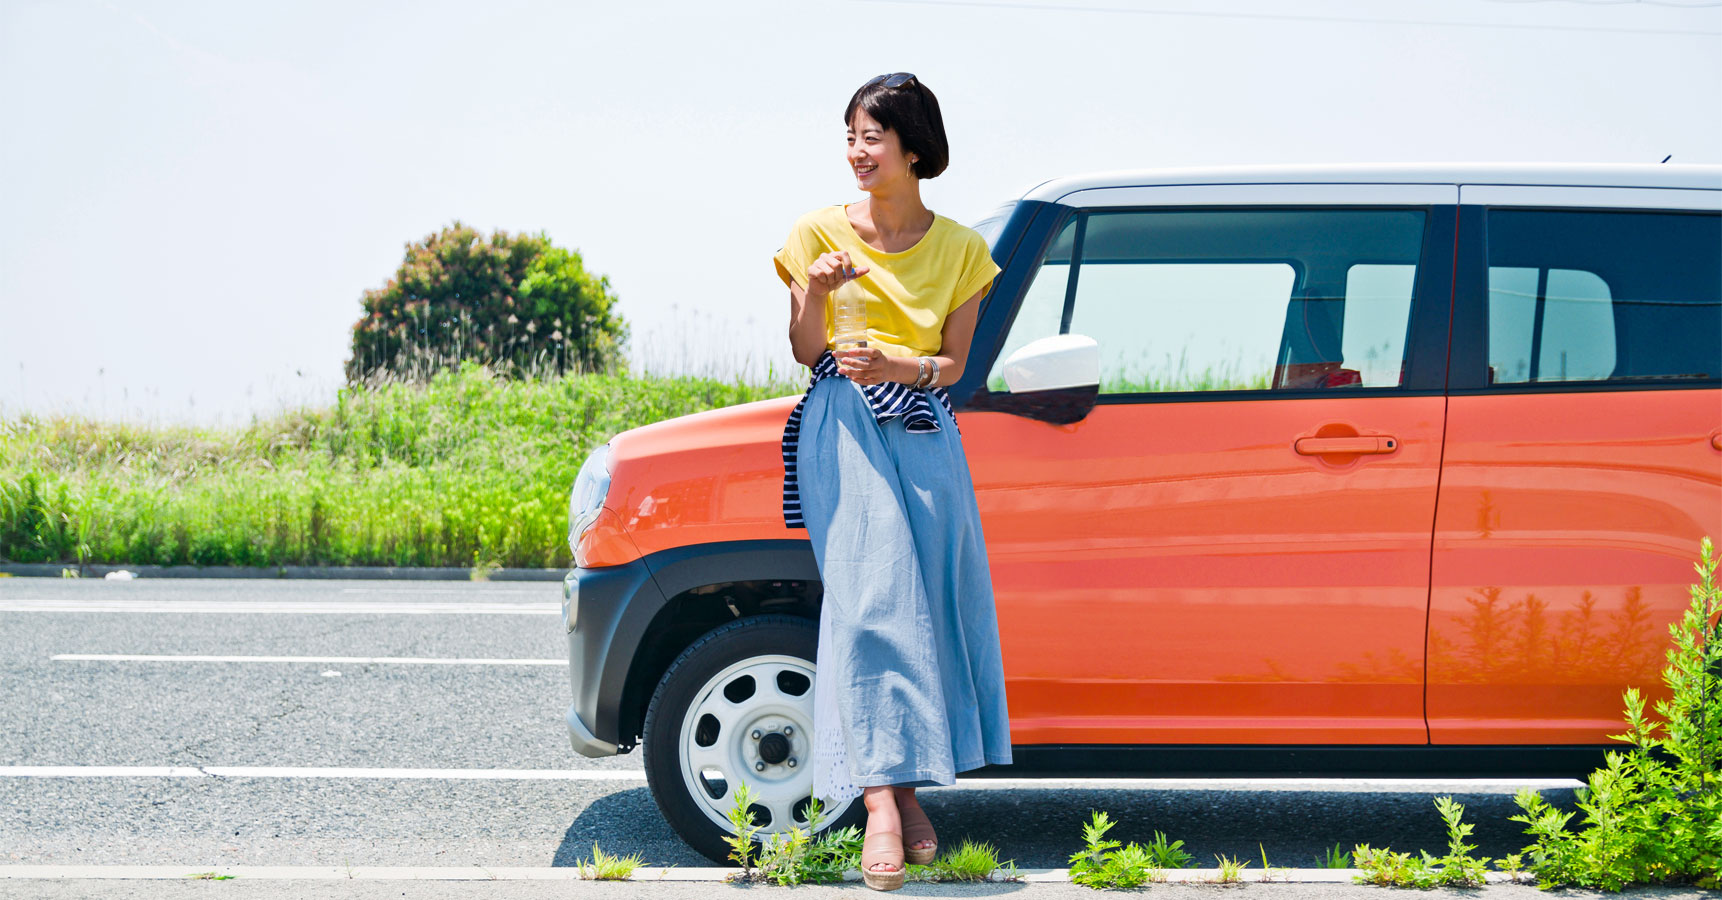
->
xmin=781 ymin=349 xmax=958 ymax=529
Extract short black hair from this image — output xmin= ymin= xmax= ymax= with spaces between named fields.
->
xmin=844 ymin=75 xmax=949 ymax=180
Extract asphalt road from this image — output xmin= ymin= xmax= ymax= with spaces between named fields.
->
xmin=0 ymin=578 xmax=1595 ymax=884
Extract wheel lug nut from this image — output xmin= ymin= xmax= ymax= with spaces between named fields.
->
xmin=783 ymin=725 xmax=794 ymax=736
xmin=752 ymin=729 xmax=762 ymax=740
xmin=787 ymin=757 xmax=797 ymax=768
xmin=755 ymin=761 xmax=766 ymax=771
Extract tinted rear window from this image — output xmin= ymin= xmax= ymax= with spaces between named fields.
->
xmin=1485 ymin=209 xmax=1720 ymax=385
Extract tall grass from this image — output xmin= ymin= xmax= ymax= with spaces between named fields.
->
xmin=0 ymin=361 xmax=804 ymax=568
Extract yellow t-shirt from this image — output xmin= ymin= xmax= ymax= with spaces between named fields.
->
xmin=773 ymin=203 xmax=1002 ymax=359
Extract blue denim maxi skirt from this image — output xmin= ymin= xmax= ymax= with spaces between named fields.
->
xmin=796 ymin=373 xmax=1014 ymax=804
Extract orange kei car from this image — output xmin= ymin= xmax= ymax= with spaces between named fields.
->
xmin=560 ymin=163 xmax=1722 ymax=861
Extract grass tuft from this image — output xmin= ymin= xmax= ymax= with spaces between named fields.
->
xmin=1317 ymin=841 xmax=1353 ymax=869
xmin=1211 ymin=853 xmax=1250 ymax=884
xmin=574 ymin=843 xmax=644 ymax=880
xmin=914 ymin=838 xmax=1021 ymax=883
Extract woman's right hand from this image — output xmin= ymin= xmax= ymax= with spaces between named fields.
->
xmin=806 ymin=251 xmax=868 ymax=299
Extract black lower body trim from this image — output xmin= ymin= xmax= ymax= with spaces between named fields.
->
xmin=961 ymin=745 xmax=1610 ymax=779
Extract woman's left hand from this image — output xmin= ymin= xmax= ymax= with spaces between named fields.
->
xmin=834 ymin=347 xmax=890 ymax=385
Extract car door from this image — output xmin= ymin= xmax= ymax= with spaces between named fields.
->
xmin=1427 ymin=184 xmax=1722 ymax=744
xmin=957 ymin=183 xmax=1457 ymax=747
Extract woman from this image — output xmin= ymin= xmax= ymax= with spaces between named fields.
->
xmin=771 ymin=72 xmax=1014 ymax=891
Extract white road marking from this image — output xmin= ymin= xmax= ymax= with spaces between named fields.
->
xmin=0 ymin=766 xmax=1577 ymax=790
xmin=0 ymin=766 xmax=644 ymax=780
xmin=339 ymin=588 xmax=547 ymax=595
xmin=0 ymin=767 xmax=211 ymax=778
xmin=0 ymin=599 xmax=556 ymax=615
xmin=53 ymin=654 xmax=567 ymax=666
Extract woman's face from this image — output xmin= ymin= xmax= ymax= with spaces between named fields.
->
xmin=846 ymin=107 xmax=914 ymax=190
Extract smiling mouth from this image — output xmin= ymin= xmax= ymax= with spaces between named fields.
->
xmin=855 ymin=163 xmax=877 ymax=176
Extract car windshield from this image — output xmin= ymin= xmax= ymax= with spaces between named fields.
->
xmin=970 ymin=201 xmax=1019 ymax=250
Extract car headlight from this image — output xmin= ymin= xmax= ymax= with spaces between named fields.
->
xmin=568 ymin=443 xmax=613 ymax=558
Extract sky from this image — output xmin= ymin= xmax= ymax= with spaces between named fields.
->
xmin=1 ymin=0 xmax=1718 ymax=426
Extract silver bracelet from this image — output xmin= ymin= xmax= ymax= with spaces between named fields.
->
xmin=927 ymin=357 xmax=940 ymax=388
xmin=913 ymin=357 xmax=930 ymax=388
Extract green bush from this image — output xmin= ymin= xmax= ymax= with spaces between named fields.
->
xmin=346 ymin=222 xmax=628 ymax=384
xmin=1509 ymin=537 xmax=1722 ymax=891
xmin=0 ymin=362 xmax=802 ymax=568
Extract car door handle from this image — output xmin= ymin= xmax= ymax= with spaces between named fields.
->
xmin=1712 ymin=432 xmax=1722 ymax=451
xmin=1295 ymin=436 xmax=1398 ymax=455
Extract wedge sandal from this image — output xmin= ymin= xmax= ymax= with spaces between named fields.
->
xmin=900 ymin=802 xmax=938 ymax=865
xmin=860 ymin=830 xmax=906 ymax=891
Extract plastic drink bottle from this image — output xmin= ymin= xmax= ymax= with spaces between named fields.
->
xmin=831 ymin=269 xmax=868 ymax=350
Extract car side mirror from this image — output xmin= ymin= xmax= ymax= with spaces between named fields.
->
xmin=964 ymin=334 xmax=1101 ymax=425
xmin=1000 ymin=334 xmax=1100 ymax=393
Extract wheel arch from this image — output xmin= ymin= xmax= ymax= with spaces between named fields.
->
xmin=616 ymin=539 xmax=823 ymax=751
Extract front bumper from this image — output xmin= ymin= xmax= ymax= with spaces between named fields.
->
xmin=562 ymin=557 xmax=666 ymax=758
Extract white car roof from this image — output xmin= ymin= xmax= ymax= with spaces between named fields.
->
xmin=1018 ymin=162 xmax=1722 ymax=204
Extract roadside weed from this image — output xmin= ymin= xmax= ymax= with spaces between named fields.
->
xmin=467 ymin=555 xmax=501 ymax=581
xmin=914 ymin=838 xmax=1020 ymax=882
xmin=1068 ymin=810 xmax=1165 ymax=889
xmin=755 ymin=824 xmax=814 ymax=885
xmin=1211 ymin=853 xmax=1250 ymax=884
xmin=1144 ymin=829 xmax=1194 ymax=869
xmin=1431 ymin=795 xmax=1491 ymax=886
xmin=575 ymin=843 xmax=643 ymax=880
xmin=1508 ymin=537 xmax=1722 ymax=891
xmin=1351 ymin=795 xmax=1490 ymax=888
xmin=184 ymin=871 xmax=233 ymax=881
xmin=1259 ymin=843 xmax=1291 ymax=882
xmin=1495 ymin=852 xmax=1534 ymax=884
xmin=1353 ymin=844 xmax=1420 ymax=887
xmin=724 ymin=789 xmax=861 ymax=885
xmin=723 ymin=781 xmax=764 ymax=877
xmin=1317 ymin=842 xmax=1353 ymax=868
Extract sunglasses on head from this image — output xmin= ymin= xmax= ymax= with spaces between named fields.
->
xmin=865 ymin=72 xmax=917 ymax=89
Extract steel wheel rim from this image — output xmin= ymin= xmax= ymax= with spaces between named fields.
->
xmin=676 ymin=652 xmax=850 ymax=835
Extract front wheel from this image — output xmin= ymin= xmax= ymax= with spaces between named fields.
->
xmin=641 ymin=614 xmax=865 ymax=863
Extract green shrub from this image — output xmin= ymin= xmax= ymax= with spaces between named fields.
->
xmin=1509 ymin=537 xmax=1722 ymax=891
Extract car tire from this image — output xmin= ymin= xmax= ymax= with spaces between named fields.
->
xmin=641 ymin=613 xmax=865 ymax=864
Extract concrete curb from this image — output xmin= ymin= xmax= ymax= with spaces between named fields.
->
xmin=0 ymin=563 xmax=563 ymax=581
xmin=0 ymin=865 xmax=1542 ymax=884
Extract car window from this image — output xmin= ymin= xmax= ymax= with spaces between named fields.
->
xmin=970 ymin=201 xmax=1018 ymax=250
xmin=985 ymin=208 xmax=1428 ymax=395
xmin=1485 ymin=209 xmax=1721 ymax=385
